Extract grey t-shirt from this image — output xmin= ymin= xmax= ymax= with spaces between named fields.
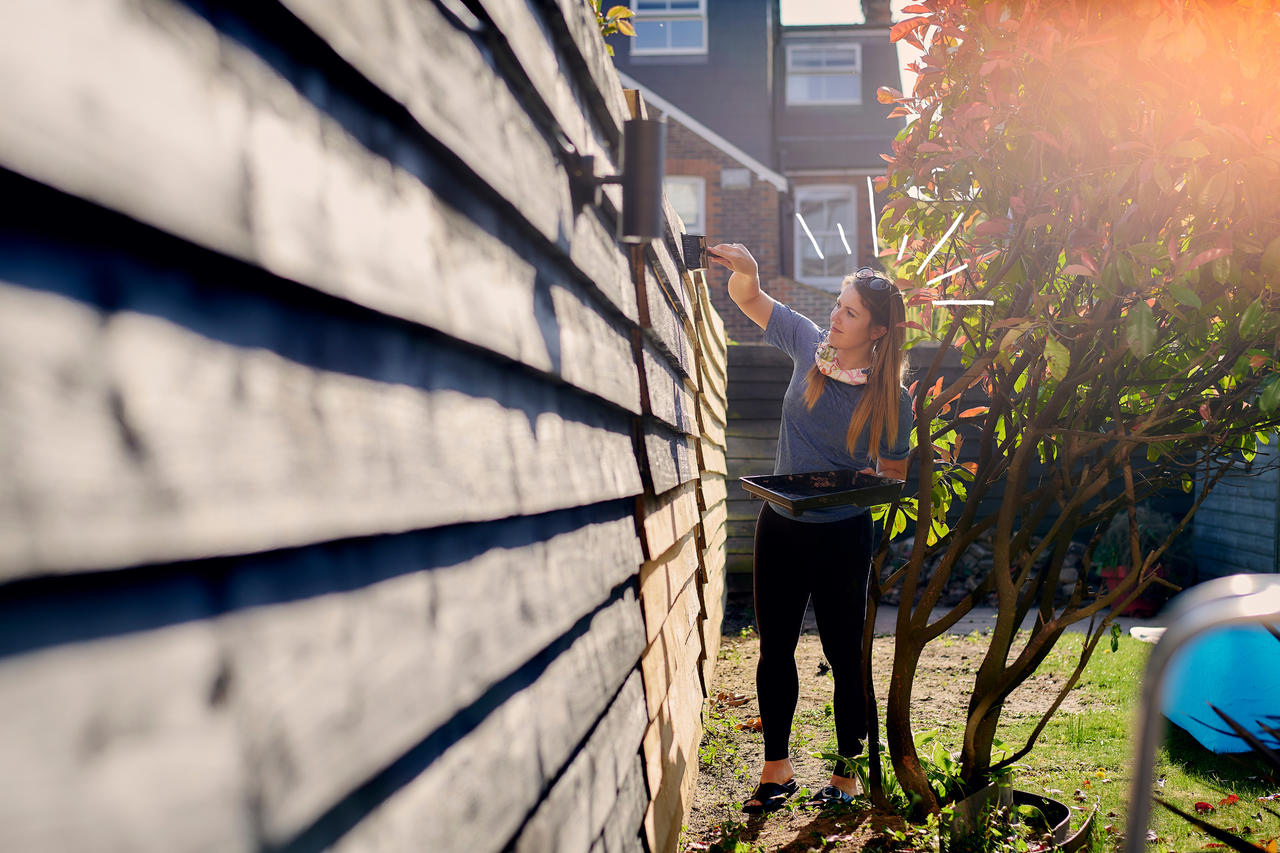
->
xmin=762 ymin=300 xmax=914 ymax=523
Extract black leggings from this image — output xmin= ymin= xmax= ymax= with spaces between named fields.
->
xmin=753 ymin=504 xmax=874 ymax=769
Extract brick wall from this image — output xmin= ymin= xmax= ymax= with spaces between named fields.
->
xmin=664 ymin=119 xmax=886 ymax=343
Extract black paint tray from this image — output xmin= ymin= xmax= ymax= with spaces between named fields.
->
xmin=739 ymin=470 xmax=905 ymax=517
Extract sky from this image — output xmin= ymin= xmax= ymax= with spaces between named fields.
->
xmin=779 ymin=0 xmax=925 ymax=97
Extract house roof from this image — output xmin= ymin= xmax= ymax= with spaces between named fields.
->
xmin=617 ymin=71 xmax=789 ymax=192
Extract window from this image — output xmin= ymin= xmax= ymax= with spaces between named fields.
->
xmin=631 ymin=0 xmax=707 ymax=55
xmin=664 ymin=176 xmax=705 ymax=232
xmin=794 ymin=186 xmax=856 ymax=287
xmin=786 ymin=44 xmax=862 ymax=105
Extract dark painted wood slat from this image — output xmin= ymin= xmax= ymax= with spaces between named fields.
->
xmin=0 ymin=284 xmax=642 ymax=578
xmin=511 ymin=670 xmax=648 ymax=853
xmin=726 ymin=398 xmax=784 ymax=421
xmin=731 ymin=366 xmax=795 ymax=384
xmin=726 ymin=437 xmax=778 ymax=461
xmin=727 ymin=536 xmax=754 ymax=555
xmin=540 ymin=0 xmax=633 ymax=134
xmin=726 ymin=553 xmax=754 ymax=574
xmin=0 ymin=512 xmax=644 ymax=852
xmin=642 ymin=342 xmax=698 ymax=436
xmin=644 ymin=423 xmax=697 ymax=497
xmin=0 ymin=0 xmax=644 ymax=399
xmin=726 ymin=381 xmax=790 ymax=402
xmin=597 ymin=753 xmax=648 ymax=853
xmin=726 ymin=345 xmax=791 ymax=368
xmin=639 ymin=266 xmax=696 ymax=380
xmin=646 ymin=237 xmax=691 ymax=325
xmin=724 ymin=419 xmax=779 ymax=439
xmin=326 ymin=591 xmax=646 ymax=853
xmin=727 ymin=457 xmax=776 ymax=481
xmin=727 ymin=499 xmax=760 ymax=522
xmin=280 ymin=0 xmax=572 ymax=243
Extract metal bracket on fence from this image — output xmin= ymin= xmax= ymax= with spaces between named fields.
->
xmin=1123 ymin=574 xmax=1280 ymax=853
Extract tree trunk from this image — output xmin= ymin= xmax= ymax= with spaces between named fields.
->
xmin=886 ymin=639 xmax=937 ymax=817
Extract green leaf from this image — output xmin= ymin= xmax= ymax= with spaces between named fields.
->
xmin=1165 ymin=140 xmax=1210 ymax=159
xmin=1126 ymin=300 xmax=1157 ymax=359
xmin=1168 ymin=284 xmax=1202 ymax=309
xmin=1239 ymin=298 xmax=1266 ymax=339
xmin=1044 ymin=336 xmax=1070 ymax=378
xmin=1261 ymin=377 xmax=1280 ymax=413
xmin=1262 ymin=236 xmax=1280 ymax=280
xmin=1110 ymin=622 xmax=1122 ymax=653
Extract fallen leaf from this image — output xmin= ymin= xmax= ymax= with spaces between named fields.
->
xmin=736 ymin=717 xmax=763 ymax=732
xmin=1221 ymin=795 xmax=1241 ymax=806
xmin=1104 ymin=825 xmax=1116 ymax=835
xmin=1195 ymin=802 xmax=1216 ymax=813
xmin=1259 ymin=795 xmax=1280 ymax=802
xmin=716 ymin=692 xmax=749 ymax=708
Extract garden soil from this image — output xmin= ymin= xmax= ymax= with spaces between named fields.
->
xmin=682 ymin=595 xmax=1088 ymax=852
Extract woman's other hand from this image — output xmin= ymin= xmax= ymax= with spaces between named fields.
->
xmin=709 ymin=242 xmax=774 ymax=330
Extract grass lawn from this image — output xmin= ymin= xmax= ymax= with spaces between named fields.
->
xmin=932 ymin=633 xmax=1280 ymax=853
xmin=686 ymin=628 xmax=1280 ymax=853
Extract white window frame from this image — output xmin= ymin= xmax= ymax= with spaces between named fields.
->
xmin=663 ymin=175 xmax=706 ymax=233
xmin=785 ymin=42 xmax=863 ymax=106
xmin=630 ymin=0 xmax=708 ymax=56
xmin=794 ymin=184 xmax=857 ymax=289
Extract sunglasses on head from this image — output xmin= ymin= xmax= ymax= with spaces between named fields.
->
xmin=852 ymin=267 xmax=901 ymax=296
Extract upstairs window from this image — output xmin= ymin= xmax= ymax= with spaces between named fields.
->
xmin=631 ymin=0 xmax=708 ymax=55
xmin=786 ymin=44 xmax=862 ymax=105
xmin=664 ymin=176 xmax=706 ymax=233
xmin=794 ymin=186 xmax=856 ymax=287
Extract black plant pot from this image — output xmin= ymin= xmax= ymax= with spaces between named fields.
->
xmin=948 ymin=784 xmax=1095 ymax=852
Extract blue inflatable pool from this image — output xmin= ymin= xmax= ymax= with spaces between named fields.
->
xmin=1160 ymin=625 xmax=1280 ymax=753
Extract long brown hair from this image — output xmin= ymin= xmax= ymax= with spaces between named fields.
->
xmin=802 ymin=272 xmax=907 ymax=461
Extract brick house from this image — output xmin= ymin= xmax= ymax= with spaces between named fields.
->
xmin=611 ymin=0 xmax=903 ymax=343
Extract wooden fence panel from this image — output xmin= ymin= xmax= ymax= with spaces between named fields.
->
xmin=0 ymin=282 xmax=641 ymax=579
xmin=0 ymin=7 xmax=730 ymax=853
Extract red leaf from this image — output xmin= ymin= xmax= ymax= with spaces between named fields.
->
xmin=1031 ymin=131 xmax=1063 ymax=151
xmin=1219 ymin=794 xmax=1240 ymax=806
xmin=1250 ymin=354 xmax=1268 ymax=369
xmin=962 ymin=462 xmax=978 ymax=475
xmin=1061 ymin=264 xmax=1094 ymax=277
xmin=959 ymin=406 xmax=990 ymax=418
xmin=877 ymin=86 xmax=904 ymax=104
xmin=929 ymin=376 xmax=944 ymax=398
xmin=1026 ymin=213 xmax=1056 ymax=228
xmin=975 ymin=219 xmax=1015 ymax=235
xmin=1182 ymin=246 xmax=1231 ymax=272
xmin=918 ymin=142 xmax=948 ymax=152
xmin=898 ymin=320 xmax=928 ymax=331
xmin=890 ymin=16 xmax=930 ymax=43
xmin=980 ymin=59 xmax=1002 ymax=76
xmin=1194 ymin=802 xmax=1215 ymax=814
xmin=1200 ymin=403 xmax=1213 ymax=420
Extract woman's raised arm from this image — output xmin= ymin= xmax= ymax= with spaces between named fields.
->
xmin=708 ymin=242 xmax=775 ymax=330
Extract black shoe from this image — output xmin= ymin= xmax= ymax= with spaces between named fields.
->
xmin=742 ymin=777 xmax=799 ymax=814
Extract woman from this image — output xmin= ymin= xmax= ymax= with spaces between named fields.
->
xmin=708 ymin=243 xmax=912 ymax=814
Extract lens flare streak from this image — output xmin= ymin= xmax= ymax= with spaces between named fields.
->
xmin=796 ymin=212 xmax=824 ymax=260
xmin=837 ymin=223 xmax=853 ymax=255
